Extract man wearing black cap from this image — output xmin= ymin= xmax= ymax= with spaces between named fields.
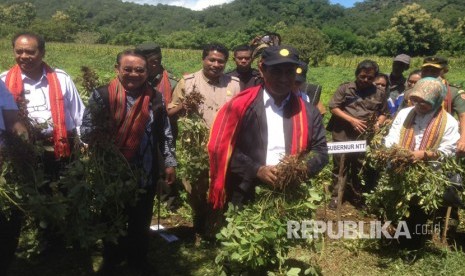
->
xmin=388 ymin=54 xmax=410 ymax=102
xmin=136 ymin=42 xmax=179 ymax=210
xmin=421 ymin=56 xmax=465 ymax=153
xmin=136 ymin=42 xmax=178 ymax=104
xmin=207 ymin=45 xmax=328 ymax=208
xmin=294 ymin=61 xmax=326 ymax=115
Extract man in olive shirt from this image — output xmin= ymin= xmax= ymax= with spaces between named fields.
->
xmin=226 ymin=44 xmax=261 ymax=91
xmin=168 ymin=43 xmax=241 ymax=239
xmin=327 ymin=60 xmax=388 ymax=209
xmin=421 ymin=56 xmax=465 ymax=153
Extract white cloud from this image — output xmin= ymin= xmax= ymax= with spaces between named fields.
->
xmin=123 ymin=0 xmax=234 ymax=10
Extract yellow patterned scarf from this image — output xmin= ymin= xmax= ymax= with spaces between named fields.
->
xmin=399 ymin=107 xmax=448 ymax=151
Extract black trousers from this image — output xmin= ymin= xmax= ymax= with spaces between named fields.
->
xmin=103 ymin=184 xmax=156 ymax=266
xmin=0 ymin=209 xmax=23 ymax=275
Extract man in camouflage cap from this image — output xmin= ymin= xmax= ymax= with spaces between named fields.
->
xmin=421 ymin=56 xmax=465 ymax=153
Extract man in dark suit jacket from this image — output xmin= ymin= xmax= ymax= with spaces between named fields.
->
xmin=208 ymin=45 xmax=329 ymax=209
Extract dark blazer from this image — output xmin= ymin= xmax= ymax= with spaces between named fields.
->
xmin=227 ymin=88 xmax=328 ymax=206
xmin=80 ymin=84 xmax=167 ymax=185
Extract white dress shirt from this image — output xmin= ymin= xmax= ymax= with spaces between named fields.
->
xmin=1 ymin=67 xmax=85 ymax=135
xmin=264 ymin=89 xmax=290 ymax=165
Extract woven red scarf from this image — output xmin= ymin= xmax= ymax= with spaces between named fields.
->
xmin=5 ymin=63 xmax=70 ymax=158
xmin=108 ymin=78 xmax=152 ymax=161
xmin=207 ymin=86 xmax=309 ymax=209
xmin=156 ymin=70 xmax=172 ymax=104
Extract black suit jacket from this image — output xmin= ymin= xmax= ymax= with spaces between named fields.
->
xmin=227 ymin=88 xmax=328 ymax=205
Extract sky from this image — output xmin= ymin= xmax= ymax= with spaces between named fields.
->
xmin=123 ymin=0 xmax=360 ymax=11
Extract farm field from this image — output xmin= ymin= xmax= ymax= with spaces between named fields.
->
xmin=2 ymin=40 xmax=465 ymax=275
xmin=1 ymin=39 xmax=464 ymax=106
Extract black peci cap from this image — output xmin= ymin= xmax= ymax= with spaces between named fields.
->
xmin=136 ymin=42 xmax=161 ymax=56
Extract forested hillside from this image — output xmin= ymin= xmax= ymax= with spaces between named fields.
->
xmin=0 ymin=0 xmax=464 ymax=57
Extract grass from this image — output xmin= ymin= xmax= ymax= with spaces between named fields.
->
xmin=9 ymin=205 xmax=465 ymax=275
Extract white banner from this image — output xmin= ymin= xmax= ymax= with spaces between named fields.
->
xmin=327 ymin=140 xmax=367 ymax=154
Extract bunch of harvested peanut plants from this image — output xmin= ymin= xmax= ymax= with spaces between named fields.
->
xmin=177 ymin=90 xmax=209 ymax=183
xmin=273 ymin=153 xmax=309 ymax=191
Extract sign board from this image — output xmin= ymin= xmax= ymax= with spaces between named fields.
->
xmin=327 ymin=140 xmax=367 ymax=154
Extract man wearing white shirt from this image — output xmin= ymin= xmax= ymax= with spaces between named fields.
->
xmin=1 ymin=32 xmax=84 ymax=161
xmin=0 ymin=32 xmax=85 ymax=254
xmin=208 ymin=45 xmax=328 ymax=209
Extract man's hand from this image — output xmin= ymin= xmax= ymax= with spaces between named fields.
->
xmin=167 ymin=103 xmax=185 ymax=117
xmin=257 ymin=165 xmax=277 ymax=186
xmin=350 ymin=117 xmax=367 ymax=133
xmin=457 ymin=138 xmax=465 ymax=154
xmin=165 ymin=167 xmax=176 ymax=185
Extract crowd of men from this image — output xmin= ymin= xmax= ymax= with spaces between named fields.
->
xmin=0 ymin=32 xmax=464 ymax=275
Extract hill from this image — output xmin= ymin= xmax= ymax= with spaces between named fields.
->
xmin=1 ymin=0 xmax=464 ymax=55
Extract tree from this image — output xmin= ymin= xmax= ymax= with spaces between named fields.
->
xmin=440 ymin=17 xmax=465 ymax=56
xmin=281 ymin=25 xmax=329 ymax=66
xmin=375 ymin=3 xmax=445 ymax=56
xmin=322 ymin=27 xmax=363 ymax=55
xmin=0 ymin=2 xmax=36 ymax=28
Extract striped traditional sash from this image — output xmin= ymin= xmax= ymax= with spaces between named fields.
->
xmin=399 ymin=108 xmax=448 ymax=151
xmin=5 ymin=63 xmax=70 ymax=158
xmin=108 ymin=78 xmax=153 ymax=161
xmin=207 ymin=86 xmax=309 ymax=209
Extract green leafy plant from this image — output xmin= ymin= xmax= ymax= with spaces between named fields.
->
xmin=176 ymin=89 xmax=210 ymax=184
xmin=363 ymin=127 xmax=465 ymax=223
xmin=215 ymin=180 xmax=323 ymax=275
